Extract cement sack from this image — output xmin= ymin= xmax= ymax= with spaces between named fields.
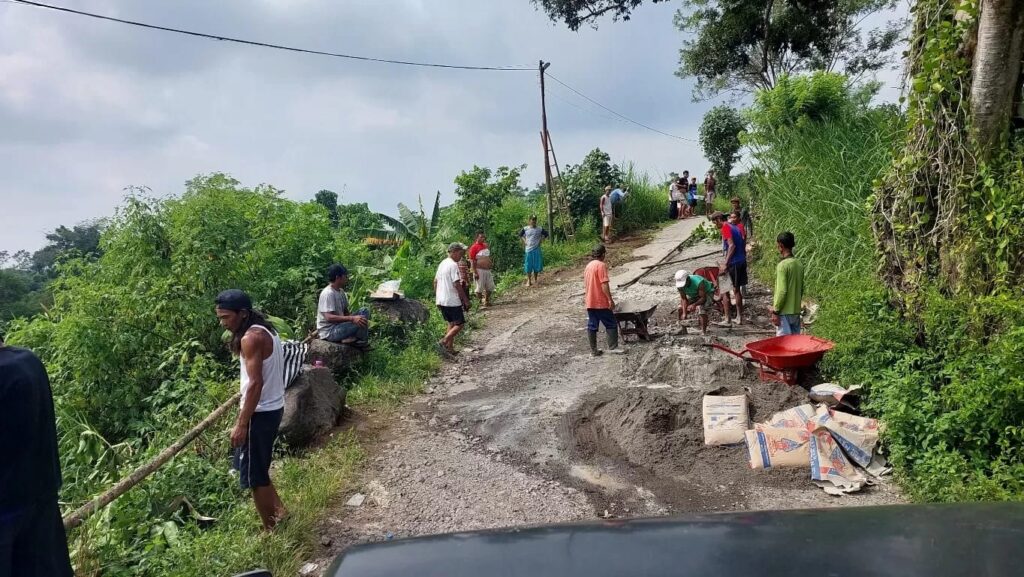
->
xmin=810 ymin=406 xmax=880 ymax=467
xmin=809 ymin=428 xmax=866 ymax=494
xmin=808 ymin=383 xmax=862 ymax=412
xmin=745 ymin=427 xmax=811 ymax=469
xmin=761 ymin=403 xmax=815 ymax=428
xmin=702 ymin=394 xmax=748 ymax=445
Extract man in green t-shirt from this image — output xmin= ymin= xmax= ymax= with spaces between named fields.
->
xmin=772 ymin=231 xmax=805 ymax=335
xmin=674 ymin=269 xmax=715 ymax=335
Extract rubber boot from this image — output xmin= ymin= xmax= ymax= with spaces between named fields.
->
xmin=588 ymin=331 xmax=603 ymax=356
xmin=605 ymin=328 xmax=625 ymax=354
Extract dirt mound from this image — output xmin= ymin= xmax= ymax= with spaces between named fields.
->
xmin=564 ymin=381 xmax=808 ymax=479
xmin=565 ymin=388 xmax=703 ymax=471
xmin=627 ymin=342 xmax=739 ymax=385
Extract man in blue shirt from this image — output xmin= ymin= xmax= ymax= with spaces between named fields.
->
xmin=711 ymin=211 xmax=747 ymax=325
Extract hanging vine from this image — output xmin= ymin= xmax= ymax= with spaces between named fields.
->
xmin=872 ymin=0 xmax=978 ymax=297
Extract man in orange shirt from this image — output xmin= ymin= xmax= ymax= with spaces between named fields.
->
xmin=583 ymin=244 xmax=624 ymax=356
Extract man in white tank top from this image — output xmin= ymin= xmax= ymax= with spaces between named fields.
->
xmin=215 ymin=289 xmax=287 ymax=531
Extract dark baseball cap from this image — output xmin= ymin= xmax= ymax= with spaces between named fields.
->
xmin=214 ymin=289 xmax=252 ymax=311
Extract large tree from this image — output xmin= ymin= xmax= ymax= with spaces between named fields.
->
xmin=451 ymin=165 xmax=526 ymax=235
xmin=699 ymin=105 xmax=747 ymax=183
xmin=533 ymin=0 xmax=904 ymax=100
xmin=873 ymin=0 xmax=1024 ymax=296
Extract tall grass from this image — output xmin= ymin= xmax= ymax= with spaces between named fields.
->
xmin=617 ymin=163 xmax=669 ymax=234
xmin=749 ymin=113 xmax=900 ymax=294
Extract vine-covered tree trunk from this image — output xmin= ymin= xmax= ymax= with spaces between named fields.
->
xmin=874 ymin=0 xmax=1024 ymax=297
xmin=970 ymin=0 xmax=1024 ymax=159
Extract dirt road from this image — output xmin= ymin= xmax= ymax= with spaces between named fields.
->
xmin=309 ymin=220 xmax=901 ymax=568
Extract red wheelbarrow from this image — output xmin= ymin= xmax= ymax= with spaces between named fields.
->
xmin=705 ymin=335 xmax=835 ymax=386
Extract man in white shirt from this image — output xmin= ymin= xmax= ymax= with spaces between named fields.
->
xmin=214 ymin=289 xmax=287 ymax=531
xmin=435 ymin=243 xmax=470 ymax=355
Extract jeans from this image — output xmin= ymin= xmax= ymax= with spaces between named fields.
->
xmin=323 ymin=308 xmax=370 ymax=343
xmin=586 ymin=308 xmax=617 ymax=332
xmin=776 ymin=314 xmax=802 ymax=336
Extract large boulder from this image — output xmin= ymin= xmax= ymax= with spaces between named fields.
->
xmin=370 ymin=297 xmax=430 ymax=327
xmin=305 ymin=339 xmax=363 ymax=375
xmin=279 ymin=365 xmax=346 ymax=448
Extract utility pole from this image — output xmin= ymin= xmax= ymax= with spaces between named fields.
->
xmin=539 ymin=59 xmax=554 ymax=241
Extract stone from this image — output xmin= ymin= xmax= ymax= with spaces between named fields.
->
xmin=346 ymin=493 xmax=366 ymax=507
xmin=306 ymin=339 xmax=364 ymax=375
xmin=299 ymin=562 xmax=319 ymax=576
xmin=370 ymin=297 xmax=430 ymax=326
xmin=280 ymin=366 xmax=346 ymax=448
xmin=320 ymin=535 xmax=333 ymax=547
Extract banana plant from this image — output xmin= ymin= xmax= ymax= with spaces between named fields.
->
xmin=365 ymin=191 xmax=447 ymax=254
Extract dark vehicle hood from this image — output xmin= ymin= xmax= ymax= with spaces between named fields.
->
xmin=326 ymin=503 xmax=1024 ymax=577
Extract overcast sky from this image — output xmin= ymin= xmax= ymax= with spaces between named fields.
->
xmin=0 ymin=0 xmax=905 ymax=254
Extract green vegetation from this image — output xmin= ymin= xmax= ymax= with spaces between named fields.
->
xmin=1 ymin=147 xmax=671 ymax=575
xmin=743 ymin=70 xmax=1024 ymax=502
xmin=534 ymin=0 xmax=904 ymax=99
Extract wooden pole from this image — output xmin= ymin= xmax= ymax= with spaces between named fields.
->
xmin=63 ymin=392 xmax=241 ymax=530
xmin=539 ymin=59 xmax=554 ymax=241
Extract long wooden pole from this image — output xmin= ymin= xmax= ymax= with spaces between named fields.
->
xmin=539 ymin=59 xmax=554 ymax=241
xmin=63 ymin=392 xmax=241 ymax=530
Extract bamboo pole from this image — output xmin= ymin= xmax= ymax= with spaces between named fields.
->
xmin=63 ymin=392 xmax=241 ymax=530
xmin=617 ymin=249 xmax=722 ymax=289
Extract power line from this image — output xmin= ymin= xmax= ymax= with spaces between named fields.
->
xmin=10 ymin=0 xmax=533 ymax=72
xmin=545 ymin=81 xmax=637 ymax=127
xmin=546 ymin=73 xmax=697 ymax=142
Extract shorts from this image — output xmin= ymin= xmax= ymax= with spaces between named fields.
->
xmin=438 ymin=305 xmax=465 ymax=325
xmin=678 ymin=290 xmax=710 ymax=316
xmin=602 ymin=215 xmax=613 ymax=227
xmin=705 ymin=193 xmax=714 ymax=205
xmin=687 ymin=198 xmax=697 ymax=207
xmin=0 ymin=497 xmax=74 ymax=577
xmin=475 ymin=269 xmax=495 ymax=293
xmin=727 ymin=261 xmax=748 ymax=288
xmin=776 ymin=314 xmax=802 ymax=336
xmin=233 ymin=408 xmax=283 ymax=489
xmin=586 ymin=308 xmax=617 ymax=332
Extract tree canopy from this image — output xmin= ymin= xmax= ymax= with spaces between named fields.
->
xmin=534 ymin=0 xmax=904 ymax=100
xmin=699 ymin=105 xmax=747 ymax=181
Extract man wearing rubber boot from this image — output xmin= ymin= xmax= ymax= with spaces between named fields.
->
xmin=583 ymin=244 xmax=624 ymax=356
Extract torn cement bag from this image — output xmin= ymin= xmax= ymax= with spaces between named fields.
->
xmin=809 ymin=428 xmax=866 ymax=494
xmin=808 ymin=383 xmax=862 ymax=412
xmin=745 ymin=427 xmax=811 ymax=469
xmin=760 ymin=403 xmax=815 ymax=428
xmin=810 ymin=406 xmax=880 ymax=468
xmin=702 ymin=394 xmax=748 ymax=445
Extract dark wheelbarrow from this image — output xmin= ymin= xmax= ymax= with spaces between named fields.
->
xmin=705 ymin=334 xmax=834 ymax=386
xmin=614 ymin=303 xmax=658 ymax=341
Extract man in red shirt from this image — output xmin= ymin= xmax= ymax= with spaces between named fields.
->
xmin=583 ymin=244 xmax=624 ymax=356
xmin=468 ymin=231 xmax=495 ymax=307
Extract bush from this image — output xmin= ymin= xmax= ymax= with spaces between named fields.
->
xmin=747 ymin=75 xmax=1024 ymax=502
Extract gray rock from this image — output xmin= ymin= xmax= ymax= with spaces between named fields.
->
xmin=346 ymin=493 xmax=366 ymax=507
xmin=320 ymin=535 xmax=333 ymax=547
xmin=371 ymin=297 xmax=430 ymax=326
xmin=306 ymin=339 xmax=364 ymax=375
xmin=280 ymin=366 xmax=346 ymax=448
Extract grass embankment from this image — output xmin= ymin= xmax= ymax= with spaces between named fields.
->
xmin=749 ymin=113 xmax=1024 ymax=502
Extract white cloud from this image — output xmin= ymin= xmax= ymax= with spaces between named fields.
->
xmin=0 ymin=0 xmax=907 ymax=252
